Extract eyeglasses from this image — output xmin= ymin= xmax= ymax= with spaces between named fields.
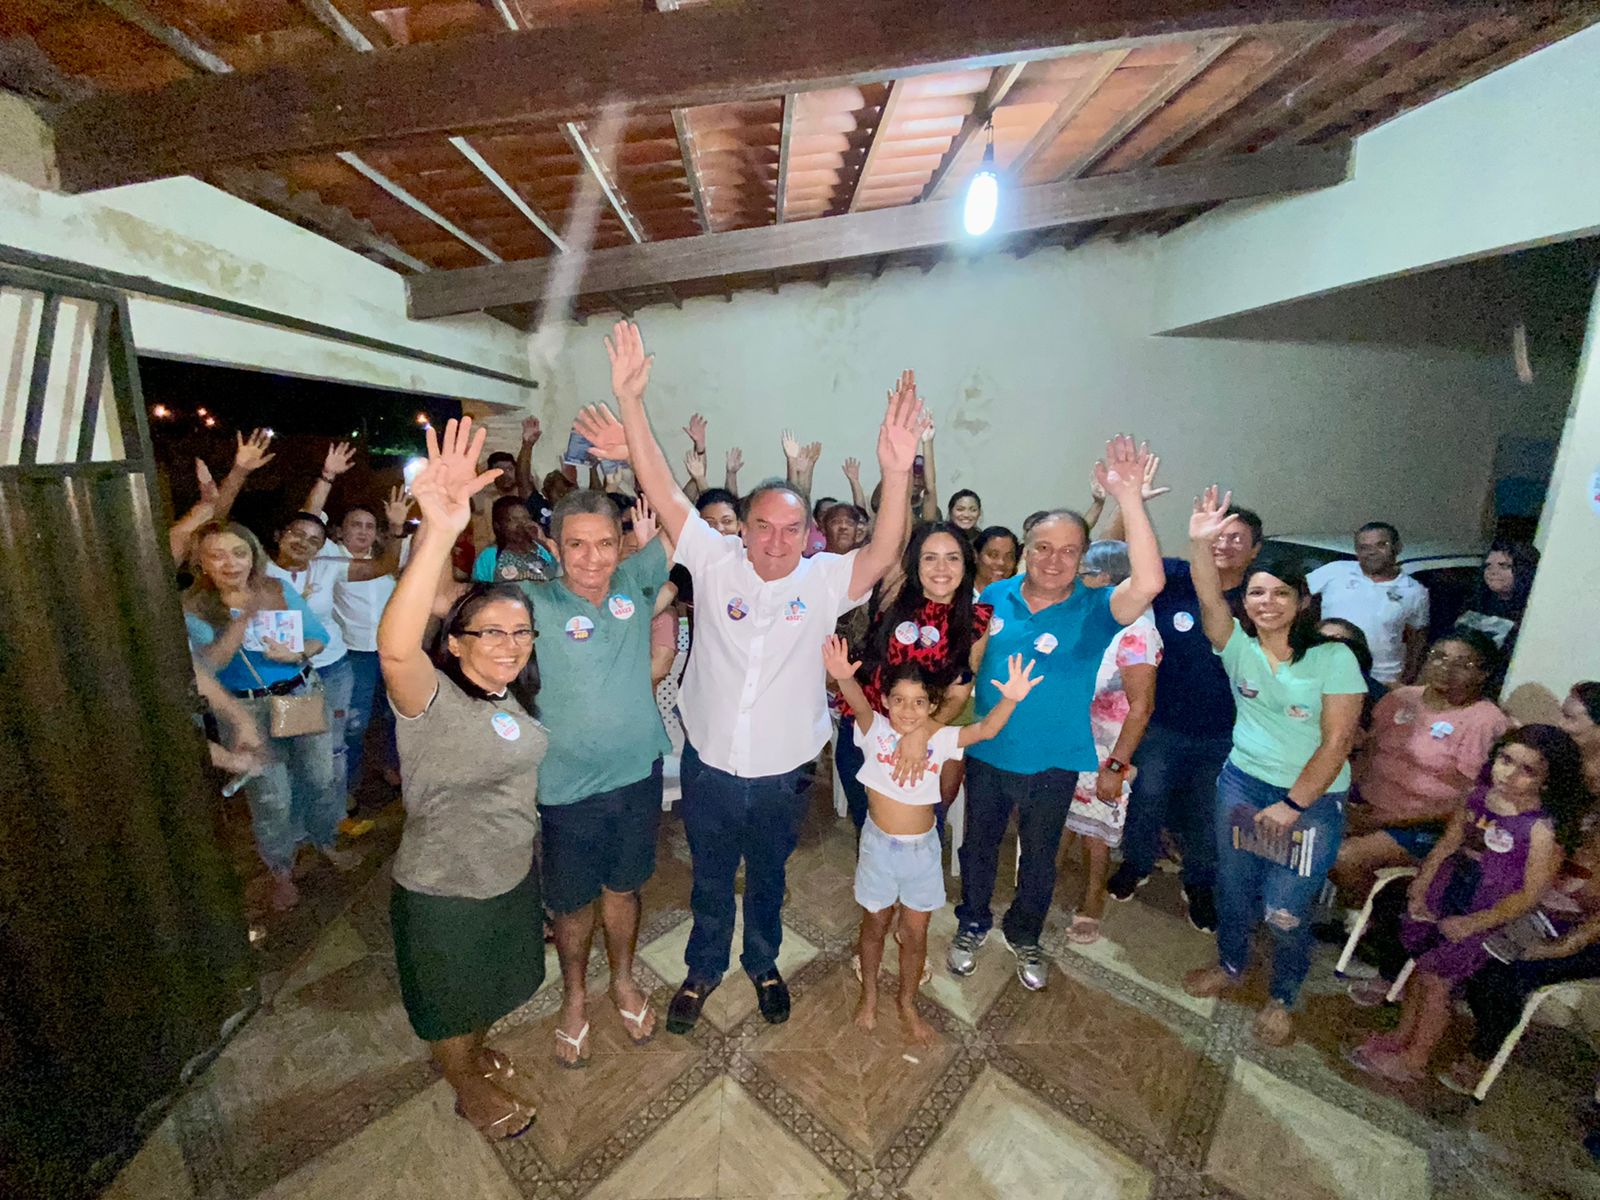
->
xmin=459 ymin=628 xmax=536 ymax=647
xmin=1425 ymin=651 xmax=1481 ymax=671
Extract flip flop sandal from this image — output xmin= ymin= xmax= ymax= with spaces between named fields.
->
xmin=479 ymin=1047 xmax=516 ymax=1084
xmin=614 ymin=1000 xmax=657 ymax=1046
xmin=554 ymin=1021 xmax=591 ymax=1069
xmin=1067 ymin=916 xmax=1102 ymax=945
xmin=455 ymin=1097 xmax=535 ymax=1141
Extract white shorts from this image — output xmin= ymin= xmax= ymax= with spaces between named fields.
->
xmin=854 ymin=816 xmax=945 ymax=913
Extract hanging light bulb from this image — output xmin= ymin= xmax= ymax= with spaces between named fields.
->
xmin=963 ymin=122 xmax=999 ymax=237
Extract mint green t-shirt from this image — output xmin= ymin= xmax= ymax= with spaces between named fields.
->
xmin=1217 ymin=619 xmax=1366 ymax=791
xmin=518 ymin=538 xmax=671 ymax=806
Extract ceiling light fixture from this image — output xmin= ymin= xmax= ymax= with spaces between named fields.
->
xmin=963 ymin=122 xmax=999 ymax=237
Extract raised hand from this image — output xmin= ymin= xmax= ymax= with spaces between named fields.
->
xmin=605 ymin=320 xmax=653 ymax=406
xmin=233 ymin=428 xmax=276 ymax=473
xmin=323 ymin=441 xmax=356 ymax=479
xmin=1088 ymin=475 xmax=1106 ymax=503
xmin=991 ymin=654 xmax=1043 ymax=703
xmin=800 ymin=440 xmax=823 ymax=470
xmin=521 ymin=415 xmax=542 ymax=445
xmin=410 ymin=417 xmax=500 ymax=537
xmin=1141 ymin=453 xmax=1171 ymax=501
xmin=631 ymin=495 xmax=658 ymax=546
xmin=684 ymin=446 xmax=707 ymax=481
xmin=876 ymin=369 xmax=929 ymax=476
xmin=383 ymin=484 xmax=411 ymax=532
xmin=842 ymin=456 xmax=861 ymax=483
xmin=726 ymin=446 xmax=744 ymax=473
xmin=781 ymin=429 xmax=801 ymax=461
xmin=195 ymin=458 xmax=219 ymax=504
xmin=1188 ymin=484 xmax=1239 ymax=544
xmin=1092 ymin=434 xmax=1152 ymax=505
xmin=821 ymin=634 xmax=861 ymax=681
xmin=921 ymin=417 xmax=936 ymax=447
xmin=683 ymin=413 xmax=707 ymax=452
xmin=573 ymin=404 xmax=631 ymax=463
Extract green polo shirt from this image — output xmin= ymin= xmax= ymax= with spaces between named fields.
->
xmin=518 ymin=538 xmax=670 ymax=806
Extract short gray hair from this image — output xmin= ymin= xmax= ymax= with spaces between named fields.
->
xmin=1082 ymin=539 xmax=1131 ymax=583
xmin=550 ymin=488 xmax=622 ymax=543
xmin=1024 ymin=509 xmax=1090 ymax=545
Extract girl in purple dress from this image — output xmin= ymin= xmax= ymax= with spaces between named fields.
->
xmin=1347 ymin=724 xmax=1585 ymax=1084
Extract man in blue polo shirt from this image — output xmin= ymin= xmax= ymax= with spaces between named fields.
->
xmin=1106 ymin=505 xmax=1263 ymax=933
xmin=948 ymin=436 xmax=1166 ymax=990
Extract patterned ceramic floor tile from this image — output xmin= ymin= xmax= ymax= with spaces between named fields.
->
xmin=103 ymin=1114 xmax=193 ymax=1200
xmin=902 ymin=1066 xmax=1154 ymax=1200
xmin=252 ymin=1079 xmax=523 ymax=1200
xmin=1059 ymin=894 xmax=1218 ymax=1018
xmin=638 ymin=912 xmax=817 ymax=1031
xmin=1205 ymin=1059 xmax=1431 ymax=1200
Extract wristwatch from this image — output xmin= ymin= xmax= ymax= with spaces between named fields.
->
xmin=1103 ymin=757 xmax=1127 ymax=774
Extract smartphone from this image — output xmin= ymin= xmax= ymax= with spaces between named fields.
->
xmin=562 ymin=429 xmax=626 ymax=474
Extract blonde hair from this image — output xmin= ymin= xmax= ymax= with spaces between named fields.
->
xmin=182 ymin=521 xmax=285 ymax=629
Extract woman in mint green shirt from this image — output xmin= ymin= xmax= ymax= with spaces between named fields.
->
xmin=1180 ymin=488 xmax=1365 ymax=1047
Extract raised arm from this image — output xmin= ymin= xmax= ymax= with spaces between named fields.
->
xmin=1100 ymin=453 xmax=1167 ymax=541
xmin=850 ymin=370 xmax=928 ymax=600
xmin=842 ymin=456 xmax=868 ymax=511
xmin=958 ymin=654 xmax=1043 ymax=747
xmin=1096 ymin=436 xmax=1166 ymax=624
xmin=169 ymin=495 xmax=215 ymax=565
xmin=682 ymin=446 xmax=707 ymax=503
xmin=822 ymin=635 xmax=875 ymax=737
xmin=212 ymin=428 xmax=275 ymax=524
xmin=1188 ymin=485 xmax=1240 ymax=651
xmin=303 ymin=440 xmax=355 ymax=517
xmin=515 ymin=416 xmax=541 ymax=498
xmin=918 ymin=423 xmax=939 ymax=523
xmin=724 ymin=445 xmax=743 ymax=494
xmin=596 ymin=320 xmax=693 ymax=545
xmin=378 ymin=417 xmax=501 ymax=717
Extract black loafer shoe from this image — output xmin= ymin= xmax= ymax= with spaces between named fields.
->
xmin=665 ymin=978 xmax=717 ymax=1036
xmin=752 ymin=968 xmax=791 ymax=1024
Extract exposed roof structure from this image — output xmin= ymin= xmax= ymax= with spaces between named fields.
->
xmin=2 ymin=1 xmax=1595 ymax=325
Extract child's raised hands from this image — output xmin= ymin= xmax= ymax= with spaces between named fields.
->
xmin=821 ymin=634 xmax=861 ymax=682
xmin=992 ymin=653 xmax=1043 ymax=703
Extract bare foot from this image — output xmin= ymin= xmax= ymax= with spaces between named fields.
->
xmin=854 ymin=995 xmax=877 ymax=1031
xmin=899 ymin=1003 xmax=937 ymax=1047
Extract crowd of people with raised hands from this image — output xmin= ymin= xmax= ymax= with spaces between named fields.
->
xmin=169 ymin=317 xmax=1597 ymax=1146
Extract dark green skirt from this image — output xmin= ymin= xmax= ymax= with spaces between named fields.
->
xmin=390 ymin=870 xmax=546 ymax=1042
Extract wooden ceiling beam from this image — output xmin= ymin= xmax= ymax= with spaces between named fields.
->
xmin=919 ymin=61 xmax=1028 ymax=202
xmin=775 ymin=94 xmax=797 ymax=223
xmin=210 ymin=165 xmax=431 ymax=271
xmin=673 ymin=110 xmax=715 ymax=233
xmin=564 ymin=122 xmax=647 ymax=243
xmin=54 ymin=0 xmax=1505 ymax=192
xmin=298 ymin=0 xmax=388 ymax=52
xmin=407 ymin=141 xmax=1351 ymax=317
xmin=847 ymin=81 xmax=908 ymax=213
xmin=92 ymin=0 xmax=233 ymax=74
xmin=1006 ymin=49 xmax=1130 ymax=180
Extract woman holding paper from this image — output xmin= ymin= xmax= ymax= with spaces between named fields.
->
xmin=1179 ymin=488 xmax=1366 ymax=1047
xmin=184 ymin=520 xmax=347 ymax=911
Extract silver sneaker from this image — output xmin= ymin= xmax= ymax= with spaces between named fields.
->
xmin=946 ymin=927 xmax=989 ymax=976
xmin=1009 ymin=939 xmax=1049 ymax=991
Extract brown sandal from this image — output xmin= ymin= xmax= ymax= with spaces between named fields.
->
xmin=454 ymin=1095 xmax=535 ymax=1141
xmin=479 ymin=1046 xmax=516 ymax=1084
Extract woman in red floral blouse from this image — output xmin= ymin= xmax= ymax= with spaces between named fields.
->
xmin=835 ymin=522 xmax=992 ymax=831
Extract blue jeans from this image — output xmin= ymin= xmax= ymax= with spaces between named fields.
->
xmin=955 ymin=757 xmax=1077 ymax=947
xmin=679 ymin=740 xmax=810 ymax=983
xmin=239 ymin=686 xmax=341 ymax=875
xmin=1212 ymin=760 xmax=1344 ymax=1007
xmin=1121 ymin=722 xmax=1230 ymax=890
xmin=319 ymin=655 xmax=354 ymax=799
xmin=344 ymin=649 xmax=396 ymax=793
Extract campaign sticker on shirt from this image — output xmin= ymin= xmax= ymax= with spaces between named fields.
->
xmin=784 ymin=597 xmax=808 ymax=624
xmin=607 ymin=593 xmax=636 ymax=620
xmin=726 ymin=597 xmax=749 ymax=622
xmin=894 ymin=620 xmax=919 ymax=645
xmin=1386 ymin=587 xmax=1404 ymax=603
xmin=565 ymin=615 xmax=596 ymax=641
xmin=1394 ymin=707 xmax=1415 ymax=725
xmin=1484 ymin=824 xmax=1515 ymax=854
xmin=1172 ymin=611 xmax=1195 ymax=633
xmin=499 ymin=563 xmax=520 ymax=580
xmin=1285 ymin=704 xmax=1312 ymax=721
xmin=919 ymin=625 xmax=942 ymax=648
xmin=1034 ymin=632 xmax=1058 ymax=656
xmin=1236 ymin=678 xmax=1260 ymax=699
xmin=1429 ymin=720 xmax=1455 ymax=739
xmin=988 ymin=615 xmax=1005 ymax=636
xmin=490 ymin=712 xmax=521 ymax=741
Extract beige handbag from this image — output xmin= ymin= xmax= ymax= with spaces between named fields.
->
xmin=242 ymin=655 xmax=328 ymax=738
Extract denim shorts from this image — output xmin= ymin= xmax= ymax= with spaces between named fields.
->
xmin=855 ymin=816 xmax=945 ymax=913
xmin=1384 ymin=822 xmax=1444 ymax=859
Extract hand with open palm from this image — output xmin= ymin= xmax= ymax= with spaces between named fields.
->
xmin=876 ymin=369 xmax=929 ymax=477
xmin=410 ymin=417 xmax=501 ymax=538
xmin=606 ymin=320 xmax=653 ymax=407
xmin=1189 ymin=484 xmax=1239 ymax=544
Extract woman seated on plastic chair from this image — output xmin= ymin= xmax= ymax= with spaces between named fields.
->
xmin=1330 ymin=631 xmax=1508 ymax=904
xmin=1345 ymin=725 xmax=1587 ymax=1086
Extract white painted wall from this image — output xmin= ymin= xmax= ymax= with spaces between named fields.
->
xmin=1153 ymin=22 xmax=1600 ymax=333
xmin=0 ymin=93 xmax=535 ymax=409
xmin=541 ymin=243 xmax=1527 ymax=548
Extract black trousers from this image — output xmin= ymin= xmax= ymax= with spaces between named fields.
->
xmin=1463 ymin=940 xmax=1600 ymax=1059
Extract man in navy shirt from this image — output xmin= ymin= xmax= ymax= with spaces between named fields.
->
xmin=946 ymin=437 xmax=1166 ymax=991
xmin=1107 ymin=506 xmax=1263 ymax=932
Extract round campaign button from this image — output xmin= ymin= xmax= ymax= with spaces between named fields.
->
xmin=895 ymin=621 xmax=919 ymax=645
xmin=491 ymin=712 xmax=521 ymax=741
xmin=1286 ymin=704 xmax=1311 ymax=721
xmin=919 ymin=625 xmax=941 ymax=648
xmin=608 ymin=593 xmax=636 ymax=620
xmin=1034 ymin=633 xmax=1058 ymax=656
xmin=1484 ymin=824 xmax=1515 ymax=854
xmin=1429 ymin=721 xmax=1455 ymax=739
xmin=1172 ymin=611 xmax=1195 ymax=633
xmin=727 ymin=597 xmax=749 ymax=622
xmin=565 ymin=615 xmax=596 ymax=641
xmin=988 ymin=616 xmax=1005 ymax=636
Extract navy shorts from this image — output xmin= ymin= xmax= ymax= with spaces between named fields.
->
xmin=539 ymin=758 xmax=664 ymax=915
xmin=1384 ymin=822 xmax=1444 ymax=859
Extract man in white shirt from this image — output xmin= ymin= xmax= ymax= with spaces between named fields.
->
xmin=582 ymin=321 xmax=925 ymax=1035
xmin=1307 ymin=521 xmax=1429 ymax=686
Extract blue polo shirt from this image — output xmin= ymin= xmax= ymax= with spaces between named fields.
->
xmin=1148 ymin=557 xmax=1244 ymax=739
xmin=969 ymin=576 xmax=1123 ymax=774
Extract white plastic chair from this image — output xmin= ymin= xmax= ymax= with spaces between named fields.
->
xmin=830 ymin=727 xmax=848 ymax=819
xmin=1335 ymin=866 xmax=1419 ymax=976
xmin=948 ymin=783 xmax=965 ymax=878
xmin=1471 ymin=980 xmax=1600 ymax=1101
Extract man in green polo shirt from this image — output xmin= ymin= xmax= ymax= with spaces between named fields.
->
xmin=520 ymin=489 xmax=671 ymax=1065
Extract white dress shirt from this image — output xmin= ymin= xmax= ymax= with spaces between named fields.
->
xmin=264 ymin=558 xmax=349 ymax=668
xmin=674 ymin=513 xmax=866 ymax=777
xmin=317 ymin=542 xmax=401 ymax=652
xmin=1306 ymin=560 xmax=1429 ymax=684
